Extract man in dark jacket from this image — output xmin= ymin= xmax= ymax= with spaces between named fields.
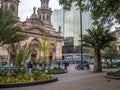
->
xmin=63 ymin=60 xmax=69 ymax=71
xmin=27 ymin=61 xmax=33 ymax=74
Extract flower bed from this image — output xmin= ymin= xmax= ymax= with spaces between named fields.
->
xmin=0 ymin=68 xmax=54 ymax=84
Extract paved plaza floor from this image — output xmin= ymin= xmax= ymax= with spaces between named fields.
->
xmin=1 ymin=65 xmax=120 ymax=90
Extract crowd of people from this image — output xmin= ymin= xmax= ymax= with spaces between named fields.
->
xmin=0 ymin=58 xmax=90 ymax=74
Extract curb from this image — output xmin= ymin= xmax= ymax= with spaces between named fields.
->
xmin=47 ymin=71 xmax=67 ymax=74
xmin=105 ymin=75 xmax=120 ymax=80
xmin=0 ymin=77 xmax=58 ymax=88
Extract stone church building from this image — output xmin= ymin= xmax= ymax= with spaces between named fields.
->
xmin=0 ymin=0 xmax=62 ymax=62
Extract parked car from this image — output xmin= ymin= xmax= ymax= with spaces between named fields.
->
xmin=107 ymin=59 xmax=120 ymax=66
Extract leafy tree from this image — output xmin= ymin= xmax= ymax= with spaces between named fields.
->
xmin=0 ymin=8 xmax=27 ymax=46
xmin=59 ymin=0 xmax=120 ymax=27
xmin=102 ymin=45 xmax=119 ymax=67
xmin=83 ymin=26 xmax=116 ymax=72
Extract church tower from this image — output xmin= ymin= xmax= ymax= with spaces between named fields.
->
xmin=1 ymin=0 xmax=19 ymax=17
xmin=37 ymin=0 xmax=52 ymax=25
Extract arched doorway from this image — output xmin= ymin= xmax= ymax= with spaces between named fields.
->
xmin=30 ymin=38 xmax=39 ymax=62
xmin=31 ymin=49 xmax=37 ymax=62
xmin=49 ymin=52 xmax=53 ymax=63
xmin=10 ymin=50 xmax=16 ymax=62
xmin=30 ymin=38 xmax=39 ymax=49
xmin=50 ymin=43 xmax=56 ymax=61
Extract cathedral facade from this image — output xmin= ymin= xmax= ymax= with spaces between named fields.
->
xmin=0 ymin=0 xmax=62 ymax=62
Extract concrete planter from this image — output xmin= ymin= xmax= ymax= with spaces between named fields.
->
xmin=105 ymin=75 xmax=120 ymax=80
xmin=0 ymin=77 xmax=58 ymax=88
xmin=47 ymin=71 xmax=67 ymax=74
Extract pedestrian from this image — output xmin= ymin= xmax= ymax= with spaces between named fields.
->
xmin=57 ymin=60 xmax=61 ymax=68
xmin=33 ymin=62 xmax=37 ymax=68
xmin=27 ymin=61 xmax=33 ymax=74
xmin=47 ymin=62 xmax=51 ymax=68
xmin=64 ymin=60 xmax=69 ymax=71
xmin=39 ymin=61 xmax=43 ymax=68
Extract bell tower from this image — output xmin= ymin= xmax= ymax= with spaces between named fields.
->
xmin=37 ymin=0 xmax=52 ymax=25
xmin=41 ymin=0 xmax=49 ymax=7
xmin=1 ymin=0 xmax=19 ymax=17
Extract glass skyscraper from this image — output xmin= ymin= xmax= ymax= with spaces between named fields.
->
xmin=52 ymin=3 xmax=93 ymax=53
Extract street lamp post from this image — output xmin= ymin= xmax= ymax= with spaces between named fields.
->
xmin=80 ymin=10 xmax=84 ymax=69
xmin=59 ymin=25 xmax=61 ymax=60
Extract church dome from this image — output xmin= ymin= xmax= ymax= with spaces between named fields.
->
xmin=30 ymin=7 xmax=38 ymax=20
xmin=30 ymin=13 xmax=38 ymax=20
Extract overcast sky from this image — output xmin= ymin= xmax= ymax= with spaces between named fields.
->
xmin=18 ymin=0 xmax=62 ymax=21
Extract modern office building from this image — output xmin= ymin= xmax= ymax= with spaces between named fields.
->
xmin=51 ymin=3 xmax=93 ymax=54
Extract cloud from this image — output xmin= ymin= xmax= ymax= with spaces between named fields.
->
xmin=18 ymin=0 xmax=61 ymax=21
xmin=49 ymin=0 xmax=62 ymax=10
xmin=18 ymin=0 xmax=40 ymax=21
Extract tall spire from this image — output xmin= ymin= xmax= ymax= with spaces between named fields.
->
xmin=30 ymin=6 xmax=37 ymax=19
xmin=33 ymin=6 xmax=36 ymax=14
xmin=41 ymin=0 xmax=49 ymax=7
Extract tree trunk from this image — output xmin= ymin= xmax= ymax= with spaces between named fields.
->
xmin=94 ymin=47 xmax=102 ymax=72
xmin=105 ymin=59 xmax=108 ymax=67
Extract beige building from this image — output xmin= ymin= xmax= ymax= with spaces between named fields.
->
xmin=0 ymin=0 xmax=62 ymax=62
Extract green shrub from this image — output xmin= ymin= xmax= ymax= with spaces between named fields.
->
xmin=47 ymin=67 xmax=65 ymax=73
xmin=107 ymin=70 xmax=120 ymax=77
xmin=0 ymin=70 xmax=7 ymax=76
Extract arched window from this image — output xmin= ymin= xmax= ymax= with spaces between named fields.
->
xmin=30 ymin=39 xmax=39 ymax=49
xmin=46 ymin=15 xmax=50 ymax=21
xmin=39 ymin=15 xmax=41 ymax=19
xmin=10 ymin=4 xmax=15 ymax=12
xmin=43 ymin=0 xmax=45 ymax=4
xmin=43 ymin=16 xmax=45 ymax=20
xmin=5 ymin=5 xmax=8 ymax=9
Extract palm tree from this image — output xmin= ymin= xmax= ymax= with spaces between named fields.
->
xmin=38 ymin=34 xmax=50 ymax=68
xmin=16 ymin=44 xmax=30 ymax=72
xmin=83 ymin=26 xmax=117 ymax=72
xmin=0 ymin=9 xmax=27 ymax=46
xmin=0 ymin=8 xmax=16 ymax=30
xmin=0 ymin=9 xmax=27 ymax=62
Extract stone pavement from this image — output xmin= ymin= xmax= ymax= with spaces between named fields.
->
xmin=1 ymin=65 xmax=120 ymax=90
